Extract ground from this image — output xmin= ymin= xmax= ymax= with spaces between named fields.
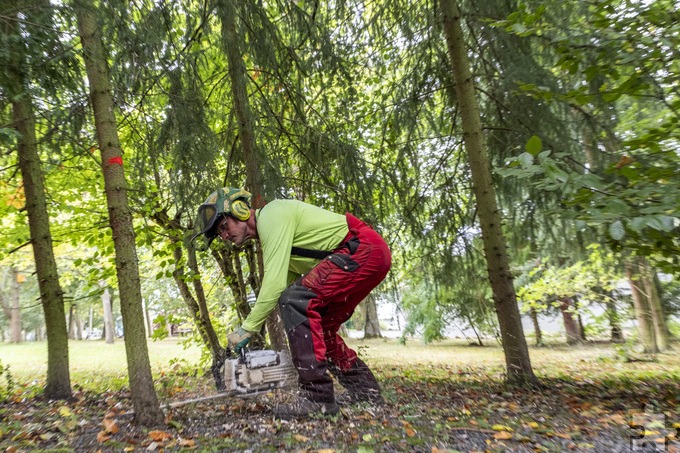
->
xmin=1 ymin=339 xmax=679 ymax=452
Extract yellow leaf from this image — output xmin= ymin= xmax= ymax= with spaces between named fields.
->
xmin=494 ymin=431 xmax=513 ymax=440
xmin=527 ymin=422 xmax=539 ymax=429
xmin=554 ymin=432 xmax=572 ymax=440
xmin=492 ymin=424 xmax=513 ymax=432
xmin=317 ymin=450 xmax=335 ymax=453
xmin=124 ymin=448 xmax=135 ymax=452
xmin=362 ymin=433 xmax=373 ymax=442
xmin=58 ymin=406 xmax=73 ymax=417
xmin=293 ymin=434 xmax=310 ymax=442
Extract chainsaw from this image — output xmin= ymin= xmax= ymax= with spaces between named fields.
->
xmin=167 ymin=348 xmax=297 ymax=409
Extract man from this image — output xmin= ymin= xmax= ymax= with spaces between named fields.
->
xmin=193 ymin=187 xmax=391 ymax=418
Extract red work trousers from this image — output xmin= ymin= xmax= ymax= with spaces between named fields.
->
xmin=278 ymin=213 xmax=391 ymax=402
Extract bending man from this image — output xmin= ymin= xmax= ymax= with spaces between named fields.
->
xmin=193 ymin=188 xmax=391 ymax=418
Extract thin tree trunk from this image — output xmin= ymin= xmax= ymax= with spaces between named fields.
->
xmin=440 ymin=0 xmax=536 ymax=385
xmin=606 ymin=298 xmax=624 ymax=343
xmin=626 ymin=260 xmax=658 ymax=353
xmin=641 ymin=264 xmax=669 ymax=351
xmin=74 ymin=305 xmax=83 ymax=340
xmin=559 ymin=297 xmax=582 ymax=345
xmin=216 ymin=0 xmax=288 ymax=351
xmin=76 ymin=0 xmax=161 ymax=424
xmin=101 ymin=285 xmax=115 ymax=344
xmin=529 ymin=307 xmax=543 ymax=346
xmin=3 ymin=1 xmax=71 ymax=396
xmin=89 ymin=305 xmax=94 ymax=339
xmin=10 ymin=268 xmax=22 ymax=344
xmin=143 ymin=299 xmax=153 ymax=338
xmin=68 ymin=305 xmax=76 ymax=340
xmin=364 ymin=295 xmax=382 ymax=339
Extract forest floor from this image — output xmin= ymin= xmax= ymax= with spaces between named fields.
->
xmin=1 ymin=338 xmax=679 ymax=452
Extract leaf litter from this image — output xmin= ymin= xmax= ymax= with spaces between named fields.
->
xmin=1 ymin=347 xmax=678 ymax=452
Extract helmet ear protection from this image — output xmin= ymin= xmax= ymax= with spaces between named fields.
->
xmin=230 ymin=198 xmax=251 ymax=221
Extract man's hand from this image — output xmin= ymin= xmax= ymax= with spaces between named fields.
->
xmin=227 ymin=327 xmax=254 ymax=352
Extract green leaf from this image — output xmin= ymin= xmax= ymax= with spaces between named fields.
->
xmin=525 ymin=135 xmax=543 ymax=156
xmin=608 ymin=220 xmax=625 ymax=240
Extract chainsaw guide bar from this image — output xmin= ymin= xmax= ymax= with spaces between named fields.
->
xmin=166 ymin=349 xmax=297 ymax=410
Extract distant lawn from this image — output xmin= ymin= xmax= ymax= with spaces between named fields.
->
xmin=1 ymin=336 xmax=678 ymax=393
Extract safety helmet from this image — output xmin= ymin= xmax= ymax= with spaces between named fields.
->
xmin=191 ymin=187 xmax=252 ymax=246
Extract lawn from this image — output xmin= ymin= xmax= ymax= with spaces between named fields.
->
xmin=1 ymin=337 xmax=679 ymax=452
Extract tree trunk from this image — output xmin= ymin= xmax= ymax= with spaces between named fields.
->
xmin=529 ymin=307 xmax=543 ymax=346
xmin=558 ymin=297 xmax=582 ymax=345
xmin=76 ymin=0 xmax=162 ymax=425
xmin=606 ymin=298 xmax=624 ymax=343
xmin=3 ymin=1 xmax=71 ymax=396
xmin=641 ymin=264 xmax=669 ymax=351
xmin=440 ymin=0 xmax=536 ymax=385
xmin=101 ymin=285 xmax=115 ymax=344
xmin=10 ymin=268 xmax=22 ymax=344
xmin=68 ymin=305 xmax=76 ymax=340
xmin=216 ymin=0 xmax=288 ymax=350
xmin=364 ymin=295 xmax=382 ymax=339
xmin=88 ymin=305 xmax=94 ymax=339
xmin=143 ymin=299 xmax=153 ymax=338
xmin=625 ymin=260 xmax=658 ymax=353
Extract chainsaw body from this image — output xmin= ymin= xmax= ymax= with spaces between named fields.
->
xmin=222 ymin=350 xmax=297 ymax=395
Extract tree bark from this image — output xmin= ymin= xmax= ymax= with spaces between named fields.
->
xmin=76 ymin=0 xmax=161 ymax=425
xmin=3 ymin=1 xmax=72 ymax=396
xmin=440 ymin=0 xmax=536 ymax=384
xmin=364 ymin=295 xmax=382 ymax=339
xmin=625 ymin=260 xmax=658 ymax=353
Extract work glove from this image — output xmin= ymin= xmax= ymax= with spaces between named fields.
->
xmin=227 ymin=327 xmax=254 ymax=352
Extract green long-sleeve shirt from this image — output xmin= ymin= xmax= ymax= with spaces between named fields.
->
xmin=241 ymin=199 xmax=348 ymax=332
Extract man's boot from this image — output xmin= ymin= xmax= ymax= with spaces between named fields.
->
xmin=331 ymin=358 xmax=384 ymax=405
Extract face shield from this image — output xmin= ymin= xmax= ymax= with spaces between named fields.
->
xmin=190 ymin=202 xmax=221 ymax=249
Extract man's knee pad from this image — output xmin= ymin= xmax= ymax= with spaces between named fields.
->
xmin=279 ymin=282 xmax=317 ymax=331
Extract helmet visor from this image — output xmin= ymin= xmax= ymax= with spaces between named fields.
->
xmin=190 ymin=203 xmax=221 ymax=248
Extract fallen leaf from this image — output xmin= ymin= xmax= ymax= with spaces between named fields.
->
xmin=123 ymin=448 xmax=135 ymax=452
xmin=97 ymin=431 xmax=111 ymax=443
xmin=494 ymin=431 xmax=513 ymax=440
xmin=362 ymin=433 xmax=373 ymax=442
xmin=554 ymin=432 xmax=572 ymax=440
xmin=40 ymin=433 xmax=55 ymax=441
xmin=293 ymin=434 xmax=310 ymax=442
xmin=148 ymin=430 xmax=172 ymax=442
xmin=492 ymin=424 xmax=513 ymax=432
xmin=405 ymin=428 xmax=416 ymax=437
xmin=179 ymin=438 xmax=196 ymax=447
xmin=527 ymin=422 xmax=540 ymax=429
xmin=58 ymin=406 xmax=73 ymax=417
xmin=146 ymin=441 xmax=159 ymax=451
xmin=317 ymin=450 xmax=335 ymax=453
xmin=103 ymin=418 xmax=119 ymax=434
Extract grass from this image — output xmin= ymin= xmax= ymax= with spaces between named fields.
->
xmin=0 ymin=336 xmax=204 ymax=391
xmin=1 ymin=336 xmax=678 ymax=392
